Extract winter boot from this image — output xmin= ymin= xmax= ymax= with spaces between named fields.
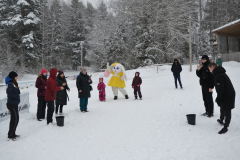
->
xmin=84 ymin=110 xmax=89 ymax=112
xmin=8 ymin=137 xmax=18 ymax=141
xmin=114 ymin=96 xmax=118 ymax=100
xmin=125 ymin=95 xmax=129 ymax=99
xmin=37 ymin=119 xmax=42 ymax=121
xmin=218 ymin=128 xmax=228 ymax=134
xmin=140 ymin=97 xmax=142 ymax=100
xmin=47 ymin=122 xmax=53 ymax=125
xmin=181 ymin=86 xmax=183 ymax=89
xmin=217 ymin=119 xmax=224 ymax=125
xmin=207 ymin=113 xmax=214 ymax=118
xmin=135 ymin=97 xmax=138 ymax=100
xmin=201 ymin=112 xmax=208 ymax=116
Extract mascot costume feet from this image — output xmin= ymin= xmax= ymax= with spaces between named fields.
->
xmin=104 ymin=63 xmax=129 ymax=100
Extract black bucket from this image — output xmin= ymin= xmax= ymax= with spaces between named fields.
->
xmin=56 ymin=116 xmax=64 ymax=127
xmin=186 ymin=114 xmax=196 ymax=125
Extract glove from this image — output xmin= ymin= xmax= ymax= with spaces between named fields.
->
xmin=137 ymin=84 xmax=140 ymax=87
xmin=121 ymin=76 xmax=125 ymax=81
xmin=132 ymin=86 xmax=134 ymax=89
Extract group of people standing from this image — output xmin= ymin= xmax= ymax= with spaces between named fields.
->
xmin=170 ymin=55 xmax=235 ymax=134
xmin=197 ymin=55 xmax=235 ymax=134
xmin=3 ymin=55 xmax=234 ymax=141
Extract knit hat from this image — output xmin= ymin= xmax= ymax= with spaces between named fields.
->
xmin=81 ymin=68 xmax=86 ymax=72
xmin=8 ymin=71 xmax=18 ymax=79
xmin=201 ymin=55 xmax=209 ymax=60
xmin=58 ymin=70 xmax=64 ymax=76
xmin=41 ymin=68 xmax=48 ymax=74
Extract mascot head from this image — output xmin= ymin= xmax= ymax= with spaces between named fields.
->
xmin=104 ymin=62 xmax=127 ymax=80
xmin=112 ymin=63 xmax=124 ymax=75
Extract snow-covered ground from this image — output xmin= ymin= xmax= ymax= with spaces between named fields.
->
xmin=0 ymin=62 xmax=240 ymax=160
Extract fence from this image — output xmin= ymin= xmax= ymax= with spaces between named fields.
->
xmin=222 ymin=52 xmax=240 ymax=62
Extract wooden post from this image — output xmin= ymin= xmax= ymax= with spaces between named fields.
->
xmin=226 ymin=36 xmax=229 ymax=53
xmin=189 ymin=18 xmax=192 ymax=72
xmin=217 ymin=34 xmax=220 ymax=54
xmin=81 ymin=42 xmax=83 ymax=68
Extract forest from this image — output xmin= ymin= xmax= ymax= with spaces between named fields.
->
xmin=0 ymin=0 xmax=239 ymax=81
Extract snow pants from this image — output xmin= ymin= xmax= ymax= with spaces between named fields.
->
xmin=134 ymin=87 xmax=142 ymax=98
xmin=99 ymin=90 xmax=106 ymax=101
xmin=220 ymin=109 xmax=231 ymax=129
xmin=174 ymin=74 xmax=182 ymax=88
xmin=112 ymin=87 xmax=127 ymax=96
xmin=55 ymin=105 xmax=63 ymax=114
xmin=80 ymin=98 xmax=88 ymax=111
xmin=7 ymin=103 xmax=19 ymax=138
xmin=201 ymin=87 xmax=214 ymax=114
xmin=46 ymin=101 xmax=54 ymax=123
xmin=37 ymin=96 xmax=46 ymax=119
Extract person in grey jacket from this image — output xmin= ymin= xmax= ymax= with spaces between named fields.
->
xmin=5 ymin=71 xmax=20 ymax=141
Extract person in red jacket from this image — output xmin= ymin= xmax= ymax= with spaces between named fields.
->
xmin=35 ymin=68 xmax=48 ymax=121
xmin=45 ymin=68 xmax=64 ymax=125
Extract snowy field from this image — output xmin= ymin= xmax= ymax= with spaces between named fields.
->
xmin=0 ymin=62 xmax=240 ymax=160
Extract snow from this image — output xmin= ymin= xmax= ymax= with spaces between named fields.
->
xmin=0 ymin=62 xmax=240 ymax=160
xmin=213 ymin=19 xmax=240 ymax=32
xmin=22 ymin=32 xmax=34 ymax=44
xmin=24 ymin=12 xmax=41 ymax=25
xmin=17 ymin=0 xmax=30 ymax=6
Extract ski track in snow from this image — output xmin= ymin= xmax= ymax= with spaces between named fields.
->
xmin=0 ymin=62 xmax=240 ymax=160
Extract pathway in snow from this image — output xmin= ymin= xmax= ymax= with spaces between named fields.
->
xmin=0 ymin=62 xmax=240 ymax=160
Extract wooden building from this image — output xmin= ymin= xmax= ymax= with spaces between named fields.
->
xmin=213 ymin=19 xmax=240 ymax=62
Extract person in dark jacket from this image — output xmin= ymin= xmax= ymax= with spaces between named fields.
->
xmin=196 ymin=55 xmax=215 ymax=117
xmin=45 ymin=68 xmax=64 ymax=125
xmin=209 ymin=63 xmax=236 ymax=134
xmin=171 ymin=59 xmax=183 ymax=89
xmin=35 ymin=68 xmax=48 ymax=121
xmin=132 ymin=72 xmax=142 ymax=100
xmin=5 ymin=71 xmax=20 ymax=140
xmin=55 ymin=71 xmax=70 ymax=115
xmin=76 ymin=68 xmax=92 ymax=112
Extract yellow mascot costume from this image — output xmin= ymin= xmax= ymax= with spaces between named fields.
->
xmin=104 ymin=63 xmax=129 ymax=100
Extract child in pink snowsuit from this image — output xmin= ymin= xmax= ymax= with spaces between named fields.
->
xmin=97 ymin=78 xmax=106 ymax=101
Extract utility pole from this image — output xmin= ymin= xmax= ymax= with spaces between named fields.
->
xmin=189 ymin=18 xmax=192 ymax=72
xmin=81 ymin=41 xmax=83 ymax=68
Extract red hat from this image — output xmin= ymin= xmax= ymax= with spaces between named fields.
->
xmin=41 ymin=68 xmax=48 ymax=74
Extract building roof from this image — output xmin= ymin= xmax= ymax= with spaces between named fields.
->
xmin=213 ymin=19 xmax=240 ymax=37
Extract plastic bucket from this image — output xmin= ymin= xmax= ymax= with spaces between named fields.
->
xmin=186 ymin=114 xmax=196 ymax=125
xmin=56 ymin=116 xmax=64 ymax=127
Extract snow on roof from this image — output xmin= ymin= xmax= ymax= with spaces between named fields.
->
xmin=213 ymin=19 xmax=240 ymax=32
xmin=17 ymin=0 xmax=30 ymax=6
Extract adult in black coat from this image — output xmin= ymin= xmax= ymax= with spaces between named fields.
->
xmin=196 ymin=55 xmax=214 ymax=117
xmin=209 ymin=63 xmax=235 ymax=134
xmin=171 ymin=59 xmax=183 ymax=89
xmin=56 ymin=71 xmax=70 ymax=115
xmin=5 ymin=71 xmax=20 ymax=140
xmin=76 ymin=68 xmax=92 ymax=112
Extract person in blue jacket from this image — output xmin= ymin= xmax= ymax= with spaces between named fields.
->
xmin=171 ymin=59 xmax=183 ymax=89
xmin=5 ymin=71 xmax=20 ymax=141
